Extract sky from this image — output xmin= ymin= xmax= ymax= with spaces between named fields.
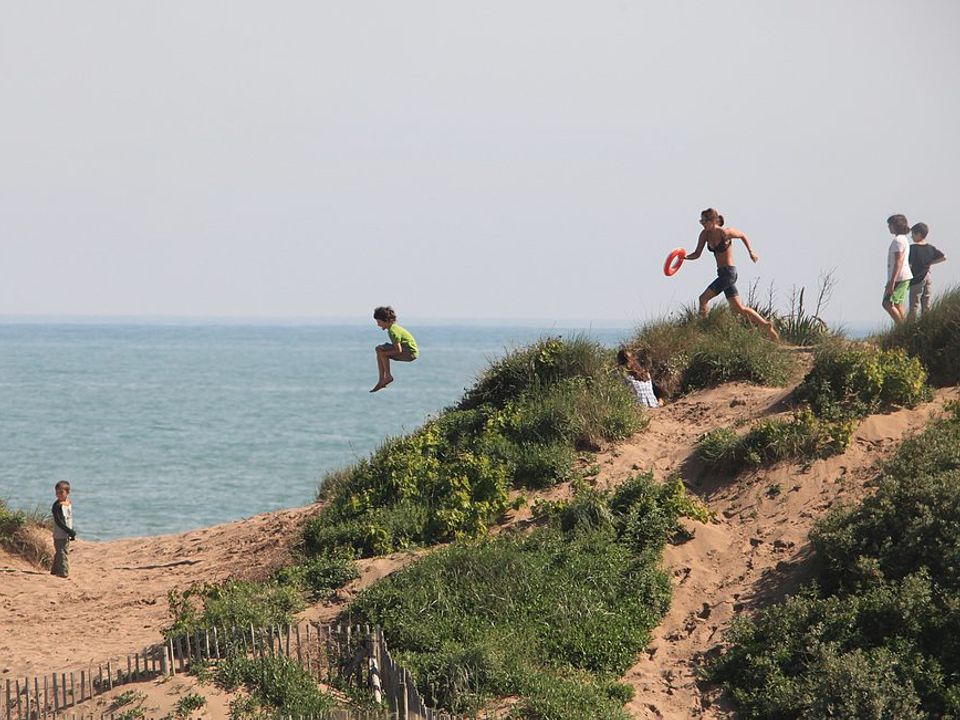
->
xmin=2 ymin=1 xmax=959 ymax=330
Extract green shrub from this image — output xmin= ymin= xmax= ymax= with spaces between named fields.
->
xmin=173 ymin=692 xmax=206 ymax=718
xmin=628 ymin=307 xmax=795 ymax=394
xmin=712 ymin=408 xmax=960 ymax=718
xmin=881 ymin=285 xmax=960 ymax=387
xmin=305 ymin=337 xmax=643 ymax=558
xmin=0 ymin=499 xmax=27 ymax=540
xmin=697 ymin=410 xmax=854 ymax=473
xmin=794 ymin=341 xmax=931 ymax=419
xmin=510 ymin=441 xmax=576 ymax=489
xmin=346 ymin=473 xmax=706 ymax=718
xmin=273 ymin=549 xmax=359 ymax=600
xmin=696 ymin=427 xmax=742 ymax=470
xmin=682 ymin=322 xmax=794 ymax=391
xmin=458 ymin=336 xmax=609 ymax=410
xmin=350 ymin=527 xmax=670 ymax=717
xmin=164 ymin=580 xmax=304 ymax=637
xmin=214 ymin=655 xmax=335 ymax=717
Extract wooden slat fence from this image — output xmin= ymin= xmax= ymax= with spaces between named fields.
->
xmin=4 ymin=646 xmax=170 ymax=720
xmin=6 ymin=624 xmax=500 ymax=720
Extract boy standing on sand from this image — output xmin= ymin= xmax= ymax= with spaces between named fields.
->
xmin=371 ymin=306 xmax=419 ymax=392
xmin=51 ymin=480 xmax=76 ymax=578
xmin=908 ymin=222 xmax=946 ymax=317
xmin=882 ymin=214 xmax=913 ymax=325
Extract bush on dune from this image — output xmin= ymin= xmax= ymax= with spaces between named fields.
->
xmin=347 ymin=472 xmax=702 ymax=719
xmin=629 ymin=307 xmax=796 ymax=398
xmin=711 ymin=404 xmax=960 ymax=719
xmin=306 ymin=337 xmax=645 ymax=558
xmin=697 ymin=409 xmax=855 ymax=473
xmin=0 ymin=499 xmax=51 ymax=567
xmin=793 ymin=340 xmax=931 ymax=419
xmin=881 ymin=285 xmax=960 ymax=387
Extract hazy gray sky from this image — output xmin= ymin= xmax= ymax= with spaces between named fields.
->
xmin=2 ymin=1 xmax=958 ymax=328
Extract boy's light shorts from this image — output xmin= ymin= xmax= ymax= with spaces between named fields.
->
xmin=884 ymin=280 xmax=910 ymax=305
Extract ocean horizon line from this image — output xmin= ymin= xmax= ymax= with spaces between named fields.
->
xmin=0 ymin=314 xmax=636 ymax=329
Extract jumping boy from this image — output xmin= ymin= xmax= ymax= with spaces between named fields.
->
xmin=371 ymin=306 xmax=419 ymax=392
xmin=908 ymin=222 xmax=946 ymax=317
xmin=51 ymin=480 xmax=76 ymax=578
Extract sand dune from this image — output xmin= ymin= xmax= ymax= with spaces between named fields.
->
xmin=4 ymin=380 xmax=958 ymax=719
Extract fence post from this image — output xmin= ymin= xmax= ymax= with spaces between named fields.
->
xmin=399 ymin=671 xmax=408 ymax=720
xmin=369 ymin=631 xmax=382 ymax=706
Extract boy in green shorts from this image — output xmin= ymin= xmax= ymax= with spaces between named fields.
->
xmin=882 ymin=214 xmax=913 ymax=325
xmin=371 ymin=306 xmax=419 ymax=392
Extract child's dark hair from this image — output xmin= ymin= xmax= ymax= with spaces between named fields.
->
xmin=911 ymin=222 xmax=929 ymax=239
xmin=887 ymin=214 xmax=910 ymax=235
xmin=616 ymin=348 xmax=632 ymax=366
xmin=55 ymin=480 xmax=71 ymax=493
xmin=701 ymin=208 xmax=725 ymax=226
xmin=373 ymin=306 xmax=397 ymax=322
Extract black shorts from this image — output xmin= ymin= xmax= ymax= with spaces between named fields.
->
xmin=707 ymin=266 xmax=738 ymax=299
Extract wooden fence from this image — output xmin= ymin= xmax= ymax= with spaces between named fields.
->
xmin=6 ymin=623 xmax=499 ymax=720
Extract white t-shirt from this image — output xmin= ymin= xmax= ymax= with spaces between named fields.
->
xmin=888 ymin=235 xmax=913 ymax=283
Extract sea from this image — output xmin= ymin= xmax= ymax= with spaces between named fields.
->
xmin=0 ymin=321 xmax=628 ymax=540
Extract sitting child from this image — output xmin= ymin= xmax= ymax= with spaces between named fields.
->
xmin=616 ymin=349 xmax=663 ymax=408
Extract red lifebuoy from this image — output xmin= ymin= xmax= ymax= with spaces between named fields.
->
xmin=664 ymin=247 xmax=686 ymax=277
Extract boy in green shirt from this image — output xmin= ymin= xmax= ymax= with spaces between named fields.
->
xmin=371 ymin=306 xmax=419 ymax=392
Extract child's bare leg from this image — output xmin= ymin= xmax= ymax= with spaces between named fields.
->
xmin=882 ymin=298 xmax=904 ymax=324
xmin=371 ymin=346 xmax=391 ymax=392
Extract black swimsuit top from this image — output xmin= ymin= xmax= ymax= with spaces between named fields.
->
xmin=708 ymin=236 xmax=732 ymax=254
xmin=701 ymin=227 xmax=731 ymax=254
xmin=707 ymin=238 xmax=730 ymax=255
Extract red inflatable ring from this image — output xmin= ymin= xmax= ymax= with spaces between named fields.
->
xmin=664 ymin=247 xmax=686 ymax=277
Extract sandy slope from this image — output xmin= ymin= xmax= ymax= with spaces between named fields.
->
xmin=3 ymin=380 xmax=958 ymax=719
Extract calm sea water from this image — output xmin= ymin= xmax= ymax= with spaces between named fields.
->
xmin=0 ymin=322 xmax=627 ymax=540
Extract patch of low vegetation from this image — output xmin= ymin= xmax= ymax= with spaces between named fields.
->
xmin=629 ymin=306 xmax=797 ymax=398
xmin=0 ymin=498 xmax=51 ymax=567
xmin=793 ymin=340 xmax=932 ymax=419
xmin=164 ymin=580 xmax=304 ymax=637
xmin=710 ymin=403 xmax=960 ymax=719
xmin=172 ymin=692 xmax=206 ymax=719
xmin=305 ymin=336 xmax=645 ymax=558
xmin=215 ymin=655 xmax=336 ymax=718
xmin=272 ymin=548 xmax=360 ymax=600
xmin=698 ymin=337 xmax=930 ymax=474
xmin=697 ymin=409 xmax=855 ymax=473
xmin=347 ymin=473 xmax=705 ymax=719
xmin=880 ymin=285 xmax=960 ymax=387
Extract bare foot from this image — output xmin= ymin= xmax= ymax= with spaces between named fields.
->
xmin=766 ymin=323 xmax=780 ymax=342
xmin=369 ymin=376 xmax=394 ymax=393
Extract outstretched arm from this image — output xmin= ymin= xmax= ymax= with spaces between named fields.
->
xmin=727 ymin=227 xmax=759 ymax=263
xmin=685 ymin=234 xmax=708 ymax=261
